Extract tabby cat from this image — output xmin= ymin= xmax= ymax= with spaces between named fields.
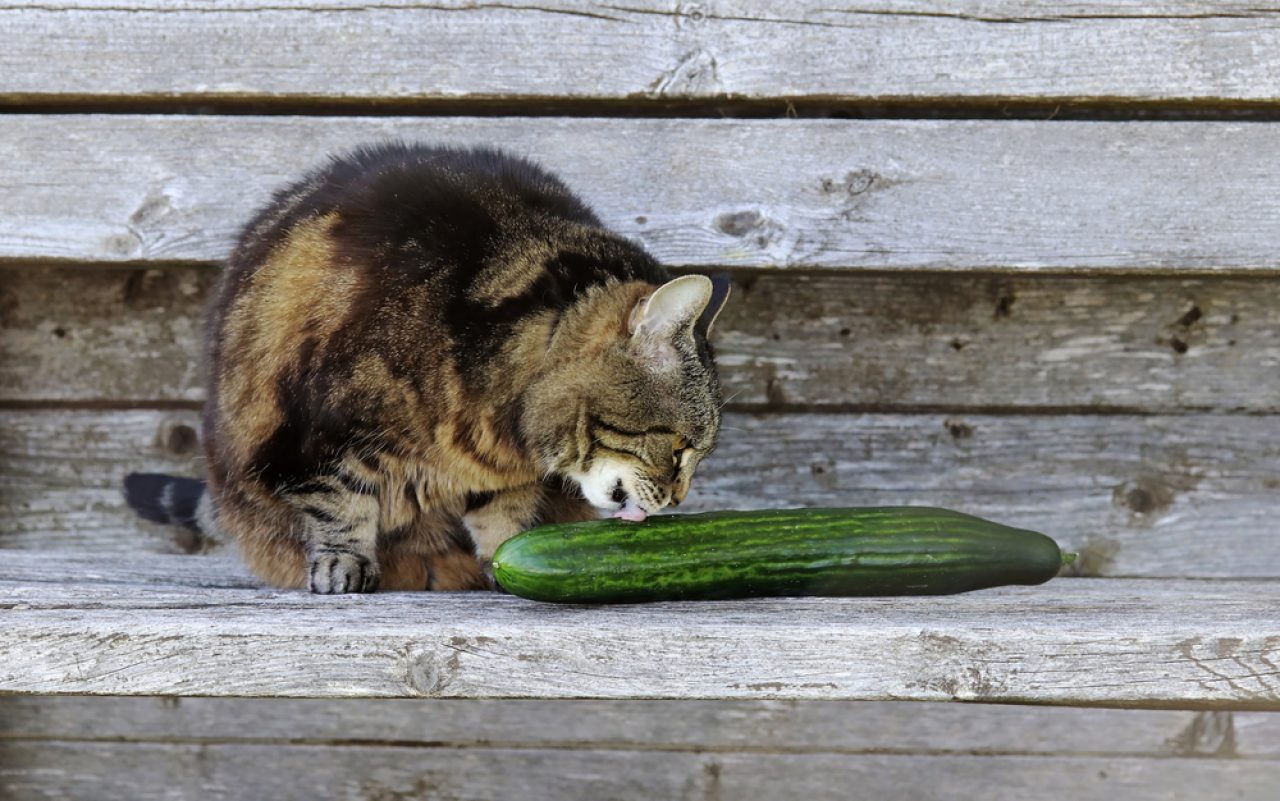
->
xmin=125 ymin=144 xmax=729 ymax=593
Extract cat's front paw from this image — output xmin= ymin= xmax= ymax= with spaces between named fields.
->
xmin=308 ymin=549 xmax=379 ymax=594
xmin=478 ymin=558 xmax=504 ymax=593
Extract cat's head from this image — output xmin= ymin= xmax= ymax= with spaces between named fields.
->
xmin=526 ymin=274 xmax=731 ymax=521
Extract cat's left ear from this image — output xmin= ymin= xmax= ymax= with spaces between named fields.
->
xmin=628 ymin=275 xmax=713 ymax=342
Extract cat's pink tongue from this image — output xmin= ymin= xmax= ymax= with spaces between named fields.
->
xmin=612 ymin=498 xmax=647 ymax=522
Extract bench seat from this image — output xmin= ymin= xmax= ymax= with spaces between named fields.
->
xmin=3 ymin=551 xmax=1276 ymax=708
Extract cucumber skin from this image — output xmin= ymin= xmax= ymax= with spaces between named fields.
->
xmin=492 ymin=507 xmax=1066 ymax=604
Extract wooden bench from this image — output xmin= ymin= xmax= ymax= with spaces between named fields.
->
xmin=2 ymin=2 xmax=1279 ymax=798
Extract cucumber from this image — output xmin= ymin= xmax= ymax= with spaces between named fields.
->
xmin=491 ymin=507 xmax=1072 ymax=604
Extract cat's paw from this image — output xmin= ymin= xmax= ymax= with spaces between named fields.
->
xmin=308 ymin=550 xmax=379 ymax=594
xmin=478 ymin=558 xmax=504 ymax=593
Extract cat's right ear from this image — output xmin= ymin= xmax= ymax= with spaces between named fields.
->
xmin=627 ymin=275 xmax=713 ymax=341
xmin=628 ymin=275 xmax=713 ymax=369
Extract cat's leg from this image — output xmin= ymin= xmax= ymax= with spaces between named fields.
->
xmin=426 ymin=546 xmax=490 ymax=591
xmin=285 ymin=459 xmax=382 ymax=594
xmin=462 ymin=483 xmax=544 ymax=569
xmin=379 ymin=510 xmax=488 ymax=592
xmin=462 ymin=479 xmax=601 ymax=589
xmin=463 ymin=479 xmax=601 ymax=584
xmin=538 ymin=477 xmax=601 ymax=526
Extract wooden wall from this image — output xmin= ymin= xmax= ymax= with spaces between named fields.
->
xmin=2 ymin=2 xmax=1279 ymax=798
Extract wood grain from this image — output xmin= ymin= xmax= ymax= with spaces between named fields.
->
xmin=5 ymin=1 xmax=1280 ymax=104
xmin=1 ymin=743 xmax=1277 ymax=801
xmin=0 ymin=267 xmax=214 ymax=404
xmin=6 ymin=267 xmax=1279 ymax=412
xmin=4 ymin=0 xmax=1277 ymax=776
xmin=1 ymin=552 xmax=1278 ymax=704
xmin=5 ymin=116 xmax=1280 ymax=271
xmin=0 ymin=696 xmax=1247 ymax=758
xmin=1238 ymin=713 xmax=1280 ymax=758
xmin=0 ymin=410 xmax=213 ymax=554
xmin=4 ymin=408 xmax=1278 ymax=578
xmin=10 ymin=737 xmax=1280 ymax=798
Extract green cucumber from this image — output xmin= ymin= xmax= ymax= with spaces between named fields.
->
xmin=492 ymin=507 xmax=1071 ymax=604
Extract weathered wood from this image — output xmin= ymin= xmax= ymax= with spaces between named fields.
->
xmin=0 ymin=552 xmax=1277 ymax=704
xmin=0 ymin=551 xmax=258 ymax=589
xmin=5 ymin=116 xmax=1280 ymax=270
xmin=4 ymin=409 xmax=1278 ymax=578
xmin=6 ymin=1 xmax=1280 ymax=104
xmin=715 ymin=273 xmax=1280 ymax=412
xmin=0 ymin=267 xmax=213 ymax=403
xmin=0 ymin=696 xmax=1247 ymax=758
xmin=0 ymin=410 xmax=214 ymax=554
xmin=1237 ymin=713 xmax=1280 ymax=758
xmin=3 ymin=741 xmax=1277 ymax=801
xmin=2 ymin=743 xmax=1277 ymax=801
xmin=700 ymin=412 xmax=1280 ymax=580
xmin=7 ymin=267 xmax=1279 ymax=412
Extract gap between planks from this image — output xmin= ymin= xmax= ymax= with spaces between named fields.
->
xmin=12 ymin=95 xmax=1280 ymax=122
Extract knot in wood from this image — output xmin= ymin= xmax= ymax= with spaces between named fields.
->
xmin=405 ymin=652 xmax=449 ymax=696
xmin=714 ymin=209 xmax=764 ymax=237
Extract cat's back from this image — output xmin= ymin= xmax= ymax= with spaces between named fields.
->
xmin=203 ymin=143 xmax=665 ymax=489
xmin=211 ymin=143 xmax=663 ymax=359
xmin=223 ymin=144 xmax=601 ymax=289
xmin=208 ymin=144 xmax=615 ymax=363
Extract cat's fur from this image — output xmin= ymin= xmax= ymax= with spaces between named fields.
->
xmin=125 ymin=143 xmax=728 ymax=593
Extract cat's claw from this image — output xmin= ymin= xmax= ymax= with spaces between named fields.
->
xmin=309 ymin=550 xmax=380 ymax=594
xmin=478 ymin=558 xmax=506 ymax=593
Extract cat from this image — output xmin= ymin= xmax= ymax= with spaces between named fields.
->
xmin=125 ymin=143 xmax=729 ymax=593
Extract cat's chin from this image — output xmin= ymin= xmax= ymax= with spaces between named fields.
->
xmin=610 ymin=498 xmax=648 ymax=522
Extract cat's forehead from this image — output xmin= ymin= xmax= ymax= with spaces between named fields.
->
xmin=596 ymin=375 xmax=718 ymax=443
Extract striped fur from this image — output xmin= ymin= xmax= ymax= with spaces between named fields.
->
xmin=175 ymin=144 xmax=728 ymax=593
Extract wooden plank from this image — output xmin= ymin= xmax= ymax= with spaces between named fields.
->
xmin=1 ymin=744 xmax=1277 ymax=801
xmin=700 ymin=413 xmax=1280 ymax=579
xmin=2 ymin=743 xmax=1277 ymax=801
xmin=7 ymin=267 xmax=1280 ymax=412
xmin=6 ymin=2 xmax=1280 ymax=104
xmin=4 ymin=409 xmax=1279 ymax=578
xmin=4 ymin=116 xmax=1280 ymax=271
xmin=0 ymin=696 xmax=1245 ymax=758
xmin=0 ymin=410 xmax=214 ymax=554
xmin=0 ymin=552 xmax=1278 ymax=704
xmin=0 ymin=267 xmax=213 ymax=404
xmin=1237 ymin=713 xmax=1280 ymax=758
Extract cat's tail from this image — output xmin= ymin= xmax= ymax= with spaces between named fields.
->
xmin=123 ymin=473 xmax=222 ymax=540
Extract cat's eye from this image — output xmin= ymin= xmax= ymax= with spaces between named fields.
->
xmin=672 ymin=437 xmax=689 ymax=467
xmin=674 ymin=447 xmax=692 ymax=469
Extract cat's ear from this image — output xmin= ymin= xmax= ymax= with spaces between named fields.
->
xmin=695 ymin=272 xmax=732 ymax=338
xmin=628 ymin=275 xmax=713 ymax=342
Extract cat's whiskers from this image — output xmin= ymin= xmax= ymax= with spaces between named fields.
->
xmin=717 ymin=389 xmax=743 ymax=410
